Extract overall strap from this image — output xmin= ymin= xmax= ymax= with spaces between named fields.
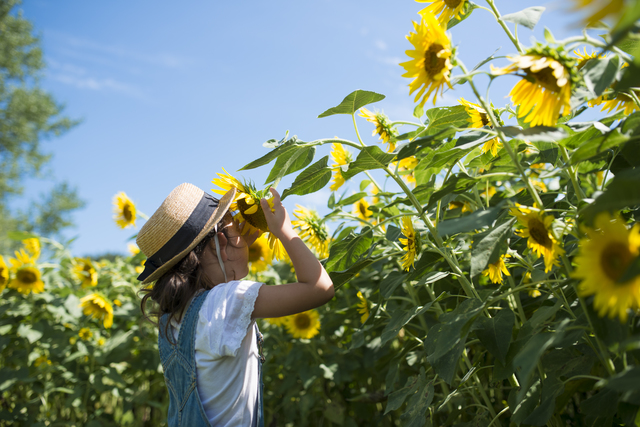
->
xmin=176 ymin=289 xmax=210 ymax=358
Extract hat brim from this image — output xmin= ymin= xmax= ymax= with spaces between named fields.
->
xmin=140 ymin=187 xmax=237 ymax=284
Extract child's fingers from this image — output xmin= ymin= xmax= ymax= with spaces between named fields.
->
xmin=269 ymin=187 xmax=281 ymax=205
xmin=260 ymin=197 xmax=273 ymax=218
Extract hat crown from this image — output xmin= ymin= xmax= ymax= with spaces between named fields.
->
xmin=136 ymin=183 xmax=205 ymax=257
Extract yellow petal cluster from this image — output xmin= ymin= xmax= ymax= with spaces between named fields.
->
xmin=356 ymin=291 xmax=370 ymax=323
xmin=79 ymin=293 xmax=114 ymax=328
xmin=248 ymin=234 xmax=273 ymax=273
xmin=74 ymin=258 xmax=98 ymax=288
xmin=330 ymin=144 xmax=352 ymax=192
xmin=510 ymin=206 xmax=564 ymax=273
xmin=482 ymin=255 xmax=510 ymax=284
xmin=399 ymin=217 xmax=418 ymax=271
xmin=292 ymin=205 xmax=330 ymax=258
xmin=417 ymin=0 xmax=468 ymax=25
xmin=8 ymin=249 xmax=44 ymax=295
xmin=113 ymin=192 xmax=137 ymax=229
xmin=358 ymin=107 xmax=398 ymax=152
xmin=284 ymin=310 xmax=321 ymax=339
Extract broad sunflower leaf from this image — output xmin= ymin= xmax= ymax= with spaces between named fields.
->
xmin=265 ymin=146 xmax=315 ymax=185
xmin=425 ymin=298 xmax=484 ymax=385
xmin=380 ymin=270 xmax=408 ymax=298
xmin=500 ymin=126 xmax=568 ymax=143
xmin=581 ymin=167 xmax=640 ymax=223
xmin=502 ymin=6 xmax=545 ymax=30
xmin=425 ymin=105 xmax=469 ymax=138
xmin=521 ymin=376 xmax=565 ymax=426
xmin=335 ymin=192 xmax=368 ymax=207
xmin=380 ymin=300 xmax=436 ymax=346
xmin=400 ymin=372 xmax=434 ymax=427
xmin=6 ymin=231 xmax=40 ymax=241
xmin=583 ymin=56 xmax=620 ymax=98
xmin=602 ymin=366 xmax=640 ymax=392
xmin=328 ymin=243 xmax=379 ymax=289
xmin=579 ymin=389 xmax=619 ymax=424
xmin=325 ymin=227 xmax=373 ymax=273
xmin=16 ymin=324 xmax=43 ymax=344
xmin=447 ymin=0 xmax=478 ymax=29
xmin=318 ymin=90 xmax=385 ymax=118
xmin=570 ymin=128 xmax=630 ymax=164
xmin=473 ymin=307 xmax=515 ymax=365
xmin=342 ymin=146 xmax=396 ymax=180
xmin=281 ymin=156 xmax=332 ymax=200
xmin=240 ymin=136 xmax=306 ymax=170
xmin=438 ymin=202 xmax=506 ymax=236
xmin=385 ymin=374 xmax=420 ymax=415
xmin=426 ymin=173 xmax=478 ymax=210
xmin=470 ymin=219 xmax=515 ymax=278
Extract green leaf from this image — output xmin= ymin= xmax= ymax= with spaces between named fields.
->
xmin=523 ymin=376 xmax=565 ymax=426
xmin=381 ymin=301 xmax=436 ymax=346
xmin=6 ymin=231 xmax=39 ymax=241
xmin=265 ymin=146 xmax=315 ymax=184
xmin=580 ymin=388 xmax=619 ymax=420
xmin=426 ymin=173 xmax=478 ymax=210
xmin=502 ymin=6 xmax=545 ymax=30
xmin=381 ymin=271 xmax=408 ymax=298
xmin=413 ymin=104 xmax=424 ymax=119
xmin=328 ymin=244 xmax=379 ymax=289
xmin=510 ymin=379 xmax=542 ymax=425
xmin=500 ymin=126 xmax=567 ymax=143
xmin=425 ymin=299 xmax=484 ymax=385
xmin=325 ymin=227 xmax=373 ymax=272
xmin=474 ymin=308 xmax=515 ymax=364
xmin=281 ymin=156 xmax=332 ymax=200
xmin=603 ymin=367 xmax=640 ymax=392
xmin=571 ymin=129 xmax=630 ymax=164
xmin=240 ymin=136 xmax=306 ymax=170
xmin=16 ymin=324 xmax=42 ymax=344
xmin=470 ymin=219 xmax=515 ymax=277
xmin=318 ymin=90 xmax=385 ymax=118
xmin=335 ymin=192 xmax=368 ymax=207
xmin=424 ymin=134 xmax=486 ymax=170
xmin=401 ymin=370 xmax=434 ymax=427
xmin=583 ymin=56 xmax=621 ymax=98
xmin=447 ymin=0 xmax=478 ymax=29
xmin=425 ymin=106 xmax=469 ymax=138
xmin=543 ymin=27 xmax=555 ymax=44
xmin=437 ymin=203 xmax=504 ymax=236
xmin=385 ymin=375 xmax=420 ymax=415
xmin=581 ymin=167 xmax=640 ymax=223
xmin=342 ymin=146 xmax=396 ymax=180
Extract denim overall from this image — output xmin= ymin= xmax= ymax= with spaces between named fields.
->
xmin=158 ymin=289 xmax=265 ymax=427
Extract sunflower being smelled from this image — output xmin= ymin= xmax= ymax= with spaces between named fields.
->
xmin=212 ymin=168 xmax=286 ymax=260
xmin=248 ymin=235 xmax=273 ymax=274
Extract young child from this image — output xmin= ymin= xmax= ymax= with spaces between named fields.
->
xmin=137 ymin=183 xmax=334 ymax=427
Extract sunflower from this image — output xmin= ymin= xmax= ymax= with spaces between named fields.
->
xmin=573 ymin=212 xmax=640 ymax=323
xmin=0 ymin=256 xmax=8 ymax=292
xmin=22 ymin=238 xmax=41 ymax=261
xmin=448 ymin=200 xmax=473 ymax=213
xmin=8 ymin=250 xmax=44 ymax=295
xmin=400 ymin=216 xmax=419 ymax=271
xmin=358 ymin=108 xmax=398 ymax=152
xmin=353 ymin=198 xmax=373 ymax=222
xmin=593 ymin=90 xmax=640 ymax=116
xmin=356 ymin=291 xmax=370 ymax=323
xmin=73 ymin=258 xmax=98 ymax=288
xmin=212 ymin=168 xmax=286 ymax=260
xmin=417 ymin=0 xmax=468 ymax=25
xmin=78 ymin=327 xmax=93 ymax=341
xmin=34 ymin=355 xmax=51 ymax=367
xmin=113 ymin=192 xmax=137 ymax=229
xmin=510 ymin=206 xmax=565 ymax=273
xmin=458 ymin=98 xmax=502 ymax=156
xmin=571 ymin=0 xmax=624 ymax=24
xmin=400 ymin=12 xmax=454 ymax=108
xmin=79 ymin=293 xmax=114 ymax=328
xmin=266 ymin=317 xmax=288 ymax=327
xmin=248 ymin=234 xmax=273 ymax=273
xmin=127 ymin=243 xmax=140 ymax=255
xmin=330 ymin=144 xmax=352 ymax=192
xmin=491 ymin=48 xmax=577 ymax=126
xmin=482 ymin=254 xmax=510 ymax=284
xmin=292 ymin=205 xmax=330 ymax=258
xmin=573 ymin=48 xmax=606 ymax=70
xmin=284 ymin=309 xmax=321 ymax=339
xmin=523 ymin=271 xmax=542 ymax=297
xmin=113 ymin=299 xmax=122 ymax=307
xmin=394 ymin=156 xmax=419 ymax=185
xmin=481 ymin=186 xmax=497 ymax=200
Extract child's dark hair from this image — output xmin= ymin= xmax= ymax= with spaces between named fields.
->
xmin=139 ymin=214 xmax=232 ymax=345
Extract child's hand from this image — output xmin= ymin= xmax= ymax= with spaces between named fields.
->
xmin=260 ymin=188 xmax=295 ymax=240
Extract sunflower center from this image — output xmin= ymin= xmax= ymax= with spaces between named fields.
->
xmin=294 ymin=314 xmax=311 ymax=330
xmin=17 ymin=269 xmax=37 ymax=284
xmin=123 ymin=204 xmax=134 ymax=221
xmin=237 ymin=198 xmax=269 ymax=232
xmin=526 ymin=67 xmax=561 ymax=93
xmin=600 ymin=242 xmax=633 ymax=283
xmin=479 ymin=112 xmax=490 ymax=126
xmin=359 ymin=204 xmax=368 ymax=217
xmin=444 ymin=0 xmax=463 ymax=8
xmin=424 ymin=44 xmax=447 ymax=79
xmin=528 ymin=219 xmax=553 ymax=248
xmin=248 ymin=244 xmax=263 ymax=262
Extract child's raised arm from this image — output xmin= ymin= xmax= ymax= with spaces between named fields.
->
xmin=251 ymin=188 xmax=334 ymax=319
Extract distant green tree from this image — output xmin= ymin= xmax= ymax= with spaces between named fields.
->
xmin=0 ymin=0 xmax=83 ymax=252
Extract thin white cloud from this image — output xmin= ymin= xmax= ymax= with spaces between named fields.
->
xmin=51 ymin=73 xmax=144 ymax=98
xmin=374 ymin=40 xmax=387 ymax=51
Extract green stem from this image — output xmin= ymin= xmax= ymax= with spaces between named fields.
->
xmin=628 ymin=90 xmax=640 ymax=110
xmin=560 ymin=147 xmax=585 ymax=202
xmin=364 ymin=170 xmax=383 ymax=193
xmin=506 ymin=275 xmax=527 ymax=324
xmin=311 ymin=138 xmax=363 ymax=151
xmin=489 ymin=406 xmax=511 ymax=427
xmin=352 ymin=114 xmax=366 ymax=147
xmin=485 ymin=0 xmax=523 ymax=53
xmin=389 ymin=120 xmax=423 ymax=127
xmin=458 ymin=60 xmax=545 ymax=208
xmin=463 ymin=350 xmax=497 ymax=419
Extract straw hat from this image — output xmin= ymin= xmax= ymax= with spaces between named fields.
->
xmin=136 ymin=183 xmax=236 ymax=284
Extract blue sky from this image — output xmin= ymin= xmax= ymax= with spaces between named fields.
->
xmin=16 ymin=0 xmax=588 ymax=256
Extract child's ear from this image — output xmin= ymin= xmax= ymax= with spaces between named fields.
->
xmin=215 ymin=232 xmax=229 ymax=262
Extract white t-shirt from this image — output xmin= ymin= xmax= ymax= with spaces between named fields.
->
xmin=170 ymin=280 xmax=263 ymax=427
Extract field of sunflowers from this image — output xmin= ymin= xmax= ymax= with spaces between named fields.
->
xmin=2 ymin=0 xmax=640 ymax=425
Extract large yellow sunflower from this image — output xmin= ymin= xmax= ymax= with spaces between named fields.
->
xmin=292 ymin=205 xmax=330 ymax=258
xmin=330 ymin=144 xmax=352 ymax=192
xmin=573 ymin=212 xmax=640 ymax=323
xmin=22 ymin=238 xmax=41 ymax=261
xmin=248 ymin=234 xmax=272 ymax=273
xmin=356 ymin=291 xmax=370 ymax=323
xmin=0 ymin=256 xmax=9 ymax=292
xmin=400 ymin=216 xmax=418 ymax=271
xmin=113 ymin=192 xmax=137 ymax=229
xmin=284 ymin=309 xmax=321 ymax=339
xmin=8 ymin=250 xmax=44 ymax=295
xmin=482 ymin=254 xmax=510 ymax=284
xmin=212 ymin=168 xmax=286 ymax=260
xmin=353 ymin=198 xmax=373 ymax=222
xmin=572 ymin=0 xmax=624 ymax=24
xmin=79 ymin=293 xmax=114 ymax=328
xmin=510 ymin=206 xmax=565 ymax=273
xmin=491 ymin=50 xmax=576 ymax=126
xmin=417 ymin=0 xmax=468 ymax=25
xmin=358 ymin=107 xmax=398 ymax=152
xmin=73 ymin=258 xmax=98 ymax=288
xmin=400 ymin=12 xmax=453 ymax=108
